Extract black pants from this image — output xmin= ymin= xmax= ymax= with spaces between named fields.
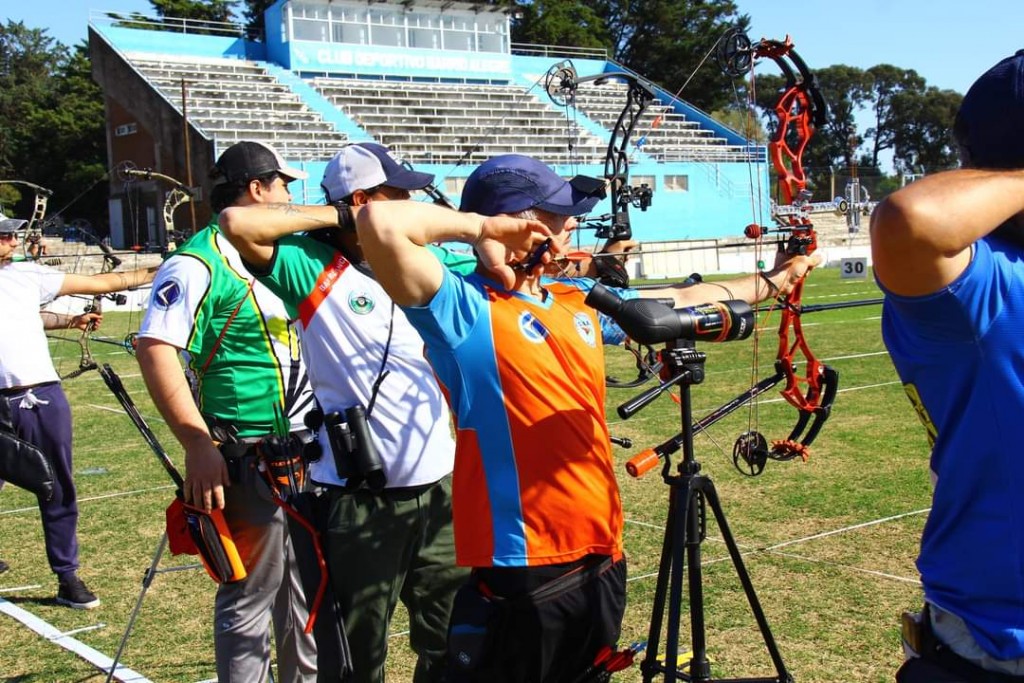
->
xmin=445 ymin=556 xmax=627 ymax=683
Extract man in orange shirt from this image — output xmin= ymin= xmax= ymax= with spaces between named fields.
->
xmin=356 ymin=155 xmax=622 ymax=682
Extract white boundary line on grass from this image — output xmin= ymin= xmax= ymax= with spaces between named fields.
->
xmin=0 ymin=484 xmax=175 ymax=516
xmin=624 ymin=507 xmax=931 ymax=585
xmin=0 ymin=596 xmax=152 ymax=682
xmin=766 ymin=550 xmax=922 ymax=585
xmin=763 ymin=507 xmax=931 ymax=551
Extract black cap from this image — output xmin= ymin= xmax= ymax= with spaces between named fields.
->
xmin=211 ymin=140 xmax=309 ymax=185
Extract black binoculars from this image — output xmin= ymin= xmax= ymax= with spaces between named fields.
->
xmin=324 ymin=405 xmax=387 ymax=492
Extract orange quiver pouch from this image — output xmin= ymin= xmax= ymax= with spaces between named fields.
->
xmin=166 ymin=497 xmax=247 ymax=584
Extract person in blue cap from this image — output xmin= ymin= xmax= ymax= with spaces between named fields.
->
xmin=872 ymin=50 xmax=1024 ymax=681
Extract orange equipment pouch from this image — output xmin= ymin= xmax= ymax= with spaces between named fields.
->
xmin=165 ymin=497 xmax=247 ymax=584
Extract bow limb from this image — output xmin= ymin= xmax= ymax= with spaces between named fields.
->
xmin=60 ymin=232 xmax=124 ymax=381
xmin=0 ymin=180 xmax=53 ymax=259
xmin=118 ymin=164 xmax=194 ymax=245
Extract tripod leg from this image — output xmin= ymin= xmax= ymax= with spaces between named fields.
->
xmin=641 ymin=477 xmax=704 ymax=683
xmin=700 ymin=480 xmax=792 ymax=682
xmin=684 ymin=485 xmax=711 ymax=682
xmin=105 ymin=532 xmax=168 ymax=683
xmin=641 ymin=483 xmax=678 ymax=682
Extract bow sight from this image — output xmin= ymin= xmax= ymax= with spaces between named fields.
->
xmin=544 ymin=60 xmax=657 ymax=243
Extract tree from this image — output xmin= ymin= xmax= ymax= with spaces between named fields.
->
xmin=512 ymin=0 xmax=748 ymax=113
xmin=241 ymin=0 xmax=276 ymax=40
xmin=0 ymin=21 xmax=66 ymax=180
xmin=605 ymin=0 xmax=749 ymax=113
xmin=864 ymin=64 xmax=925 ymax=168
xmin=890 ymin=87 xmax=962 ymax=174
xmin=146 ymin=0 xmax=236 ymax=25
xmin=0 ymin=21 xmax=108 ymax=227
xmin=22 ymin=43 xmax=109 ymax=224
xmin=511 ymin=0 xmax=609 ymax=51
xmin=710 ymin=105 xmax=767 ymax=143
xmin=751 ymin=65 xmax=873 ymax=198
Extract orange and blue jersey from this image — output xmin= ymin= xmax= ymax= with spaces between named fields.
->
xmin=403 ymin=268 xmax=624 ymax=568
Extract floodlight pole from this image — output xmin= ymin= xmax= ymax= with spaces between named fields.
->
xmin=636 ymin=339 xmax=792 ymax=683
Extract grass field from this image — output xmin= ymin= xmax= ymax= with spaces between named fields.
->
xmin=0 ymin=266 xmax=930 ymax=682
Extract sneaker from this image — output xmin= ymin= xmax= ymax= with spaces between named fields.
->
xmin=0 ymin=560 xmax=8 ymax=574
xmin=56 ymin=574 xmax=100 ymax=610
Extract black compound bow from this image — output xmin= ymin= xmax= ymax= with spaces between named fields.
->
xmin=541 ymin=60 xmax=666 ymax=390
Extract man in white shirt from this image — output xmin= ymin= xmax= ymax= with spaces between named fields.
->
xmin=0 ymin=217 xmax=156 ymax=608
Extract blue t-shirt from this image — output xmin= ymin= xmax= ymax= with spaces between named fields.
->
xmin=880 ymin=236 xmax=1024 ymax=659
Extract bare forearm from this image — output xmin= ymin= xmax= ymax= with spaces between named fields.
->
xmin=219 ymin=203 xmax=341 ymax=267
xmin=219 ymin=203 xmax=339 ymax=244
xmin=93 ymin=267 xmax=157 ymax=292
xmin=645 ymin=259 xmax=811 ymax=307
xmin=136 ymin=340 xmax=212 ymax=452
xmin=40 ymin=311 xmax=76 ymax=329
xmin=358 ymin=200 xmax=483 ymax=249
xmin=59 ymin=266 xmax=158 ymax=297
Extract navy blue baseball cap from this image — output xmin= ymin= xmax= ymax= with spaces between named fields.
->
xmin=955 ymin=49 xmax=1024 ymax=169
xmin=459 ymin=154 xmax=606 ymax=217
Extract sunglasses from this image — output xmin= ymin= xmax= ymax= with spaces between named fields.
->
xmin=0 ymin=233 xmax=17 ymax=241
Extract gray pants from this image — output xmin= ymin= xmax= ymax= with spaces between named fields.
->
xmin=214 ymin=453 xmax=317 ymax=683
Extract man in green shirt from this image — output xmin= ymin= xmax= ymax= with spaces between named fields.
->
xmin=137 ymin=141 xmax=317 ymax=683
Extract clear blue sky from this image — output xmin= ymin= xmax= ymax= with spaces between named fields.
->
xmin=6 ymin=0 xmax=1022 ymax=94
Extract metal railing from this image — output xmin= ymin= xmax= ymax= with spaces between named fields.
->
xmin=89 ymin=9 xmax=261 ymax=40
xmin=511 ymin=42 xmax=607 ymax=60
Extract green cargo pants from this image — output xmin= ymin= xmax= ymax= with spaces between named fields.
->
xmin=322 ymin=474 xmax=467 ymax=683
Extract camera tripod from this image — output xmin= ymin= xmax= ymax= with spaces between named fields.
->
xmin=629 ymin=339 xmax=792 ymax=683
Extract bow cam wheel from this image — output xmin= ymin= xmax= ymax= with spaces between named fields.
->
xmin=717 ymin=28 xmax=754 ymax=78
xmin=733 ymin=431 xmax=768 ymax=476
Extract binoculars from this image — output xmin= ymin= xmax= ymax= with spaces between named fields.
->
xmin=324 ymin=405 xmax=387 ymax=491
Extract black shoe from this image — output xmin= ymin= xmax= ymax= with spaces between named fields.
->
xmin=0 ymin=560 xmax=8 ymax=574
xmin=56 ymin=574 xmax=100 ymax=610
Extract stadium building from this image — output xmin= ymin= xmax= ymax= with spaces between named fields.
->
xmin=89 ymin=0 xmax=771 ymax=276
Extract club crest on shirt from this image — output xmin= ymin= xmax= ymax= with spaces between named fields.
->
xmin=574 ymin=312 xmax=596 ymax=347
xmin=348 ymin=291 xmax=375 ymax=315
xmin=518 ymin=311 xmax=549 ymax=344
xmin=153 ymin=278 xmax=184 ymax=309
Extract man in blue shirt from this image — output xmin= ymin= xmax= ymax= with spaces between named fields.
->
xmin=871 ymin=50 xmax=1024 ymax=680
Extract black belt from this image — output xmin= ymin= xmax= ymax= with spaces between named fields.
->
xmin=313 ymin=479 xmax=435 ymax=498
xmin=218 ymin=430 xmax=313 ymax=460
xmin=0 ymin=381 xmax=58 ymax=397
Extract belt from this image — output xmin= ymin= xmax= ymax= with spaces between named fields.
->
xmin=218 ymin=429 xmax=313 ymax=459
xmin=0 ymin=381 xmax=58 ymax=397
xmin=312 ymin=479 xmax=435 ymax=498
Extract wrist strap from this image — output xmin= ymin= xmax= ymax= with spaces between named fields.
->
xmin=335 ymin=203 xmax=356 ymax=232
xmin=759 ymin=271 xmax=780 ymax=299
